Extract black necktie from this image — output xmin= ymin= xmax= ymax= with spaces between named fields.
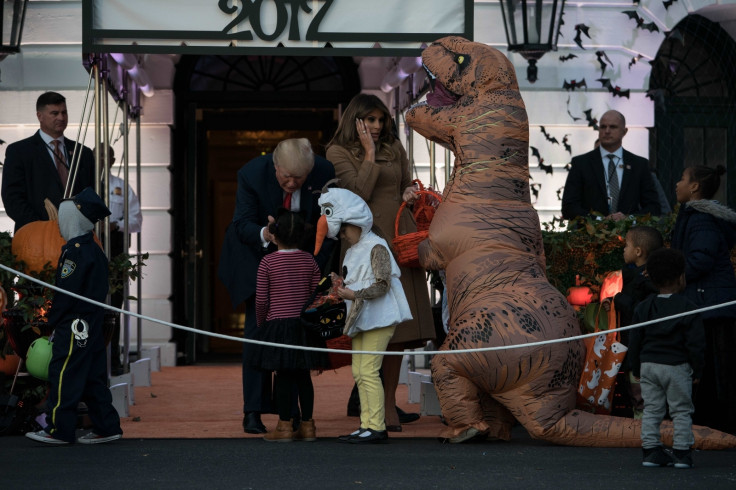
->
xmin=607 ymin=154 xmax=619 ymax=213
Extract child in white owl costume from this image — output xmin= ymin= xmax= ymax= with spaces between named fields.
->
xmin=315 ymin=187 xmax=412 ymax=443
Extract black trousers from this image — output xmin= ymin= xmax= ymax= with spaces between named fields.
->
xmin=46 ymin=320 xmax=122 ymax=442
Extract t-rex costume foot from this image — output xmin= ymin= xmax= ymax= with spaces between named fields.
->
xmin=406 ymin=36 xmax=736 ymax=449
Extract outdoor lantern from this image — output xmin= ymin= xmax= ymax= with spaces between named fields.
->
xmin=0 ymin=0 xmax=29 ymax=61
xmin=498 ymin=0 xmax=566 ymax=83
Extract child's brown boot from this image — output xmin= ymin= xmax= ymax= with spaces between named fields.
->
xmin=294 ymin=419 xmax=316 ymax=441
xmin=263 ymin=419 xmax=294 ymax=442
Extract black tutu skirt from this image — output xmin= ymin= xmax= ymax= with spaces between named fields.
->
xmin=250 ymin=317 xmax=329 ymax=371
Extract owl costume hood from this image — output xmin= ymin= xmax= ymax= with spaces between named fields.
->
xmin=315 ymin=187 xmax=412 ymax=337
xmin=315 ymin=187 xmax=373 ymax=244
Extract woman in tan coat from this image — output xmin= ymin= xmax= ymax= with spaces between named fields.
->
xmin=326 ymin=93 xmax=435 ymax=430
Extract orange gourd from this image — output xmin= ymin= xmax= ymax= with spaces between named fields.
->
xmin=11 ymin=221 xmax=103 ymax=273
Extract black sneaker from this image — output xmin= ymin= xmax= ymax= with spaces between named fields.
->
xmin=642 ymin=447 xmax=673 ymax=467
xmin=671 ymin=449 xmax=694 ymax=469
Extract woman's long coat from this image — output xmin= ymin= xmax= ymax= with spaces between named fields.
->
xmin=327 ymin=140 xmax=435 ymax=347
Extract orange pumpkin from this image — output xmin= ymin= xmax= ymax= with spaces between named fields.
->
xmin=0 ymin=353 xmax=21 ymax=376
xmin=12 ymin=221 xmax=66 ymax=273
xmin=11 ymin=221 xmax=103 ymax=273
xmin=566 ymin=286 xmax=595 ymax=306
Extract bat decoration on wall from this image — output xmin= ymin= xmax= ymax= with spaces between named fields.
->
xmin=663 ymin=0 xmax=679 ymax=10
xmin=531 ymin=146 xmax=554 ymax=175
xmin=530 ymin=183 xmax=542 ymax=202
xmin=556 ymin=187 xmax=566 ymax=201
xmin=562 ymin=135 xmax=572 ymax=155
xmin=559 ymin=54 xmax=578 ymax=62
xmin=628 ymin=54 xmax=644 ymax=69
xmin=595 ymin=51 xmax=613 ymax=77
xmin=540 ymin=126 xmax=560 ymax=145
xmin=584 ymin=109 xmax=599 ymax=130
xmin=573 ymin=24 xmax=591 ymax=49
xmin=566 ymin=96 xmax=582 ymax=122
xmin=530 ymin=146 xmax=542 ymax=164
xmin=563 ymin=79 xmax=587 ymax=91
xmin=597 ymin=78 xmax=631 ymax=98
xmin=647 ymin=88 xmax=667 ymax=108
xmin=622 ymin=11 xmax=660 ymax=33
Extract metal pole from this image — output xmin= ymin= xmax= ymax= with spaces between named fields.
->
xmin=93 ymin=61 xmax=101 ymax=224
xmin=133 ymin=85 xmax=143 ymax=359
xmin=67 ymin=68 xmax=95 ymax=199
xmin=102 ymin=58 xmax=110 ymax=261
xmin=122 ymin=94 xmax=131 ymax=370
xmin=429 ymin=142 xmax=436 ymax=189
xmin=445 ymin=148 xmax=452 ymax=189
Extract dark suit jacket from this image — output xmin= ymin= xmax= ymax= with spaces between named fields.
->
xmin=218 ymin=153 xmax=335 ymax=308
xmin=1 ymin=131 xmax=97 ymax=231
xmin=561 ymin=148 xmax=661 ymax=220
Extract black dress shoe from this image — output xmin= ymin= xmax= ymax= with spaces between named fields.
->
xmin=397 ymin=407 xmax=420 ymax=424
xmin=243 ymin=412 xmax=267 ymax=434
xmin=386 ymin=424 xmax=402 ymax=433
xmin=347 ymin=429 xmax=388 ymax=444
xmin=338 ymin=428 xmax=365 ymax=442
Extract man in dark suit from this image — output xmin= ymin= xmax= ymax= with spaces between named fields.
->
xmin=2 ymin=92 xmax=97 ymax=232
xmin=218 ymin=138 xmax=336 ymax=434
xmin=561 ymin=110 xmax=661 ymax=221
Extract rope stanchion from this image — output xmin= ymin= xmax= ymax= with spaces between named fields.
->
xmin=3 ymin=263 xmax=735 ymax=356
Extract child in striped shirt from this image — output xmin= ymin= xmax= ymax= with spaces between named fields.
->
xmin=251 ymin=210 xmax=328 ymax=442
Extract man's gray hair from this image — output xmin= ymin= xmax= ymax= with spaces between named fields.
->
xmin=273 ymin=138 xmax=315 ymax=175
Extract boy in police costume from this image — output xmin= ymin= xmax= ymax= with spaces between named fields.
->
xmin=26 ymin=187 xmax=123 ymax=444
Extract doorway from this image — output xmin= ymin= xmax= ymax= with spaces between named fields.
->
xmin=172 ymin=55 xmax=361 ymax=363
xmin=649 ymin=14 xmax=736 ymax=208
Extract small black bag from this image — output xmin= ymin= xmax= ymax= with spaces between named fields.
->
xmin=301 ymin=275 xmax=347 ymax=341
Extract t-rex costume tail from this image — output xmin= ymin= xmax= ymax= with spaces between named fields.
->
xmin=405 ymin=36 xmax=735 ymax=449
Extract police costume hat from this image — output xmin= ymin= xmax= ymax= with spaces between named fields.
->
xmin=69 ymin=187 xmax=111 ymax=224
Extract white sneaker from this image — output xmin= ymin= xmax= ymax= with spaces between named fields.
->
xmin=77 ymin=432 xmax=122 ymax=444
xmin=25 ymin=430 xmax=69 ymax=445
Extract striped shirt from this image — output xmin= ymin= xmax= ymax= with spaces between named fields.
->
xmin=255 ymin=249 xmax=321 ymax=326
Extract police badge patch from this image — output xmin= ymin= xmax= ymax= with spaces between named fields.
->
xmin=61 ymin=259 xmax=76 ymax=278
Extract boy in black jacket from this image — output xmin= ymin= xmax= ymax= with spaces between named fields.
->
xmin=603 ymin=225 xmax=662 ymax=417
xmin=629 ymin=248 xmax=705 ymax=469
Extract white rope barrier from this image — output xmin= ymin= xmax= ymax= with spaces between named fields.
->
xmin=3 ymin=263 xmax=735 ymax=357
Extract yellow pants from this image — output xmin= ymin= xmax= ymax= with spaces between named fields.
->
xmin=351 ymin=325 xmax=396 ymax=431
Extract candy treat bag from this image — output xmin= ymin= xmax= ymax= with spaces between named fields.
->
xmin=577 ymin=302 xmax=628 ymax=414
xmin=301 ymin=272 xmax=347 ymax=340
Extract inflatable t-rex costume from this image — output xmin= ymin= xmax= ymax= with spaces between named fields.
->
xmin=406 ymin=36 xmax=736 ymax=449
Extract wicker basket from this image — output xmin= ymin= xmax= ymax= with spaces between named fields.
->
xmin=410 ymin=180 xmax=442 ymax=232
xmin=392 ymin=181 xmax=442 ymax=268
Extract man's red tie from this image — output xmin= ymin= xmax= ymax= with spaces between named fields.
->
xmin=283 ymin=192 xmax=292 ymax=210
xmin=52 ymin=140 xmax=69 ymax=187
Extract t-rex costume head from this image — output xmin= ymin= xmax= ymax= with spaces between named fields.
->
xmin=406 ymin=36 xmax=735 ymax=449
